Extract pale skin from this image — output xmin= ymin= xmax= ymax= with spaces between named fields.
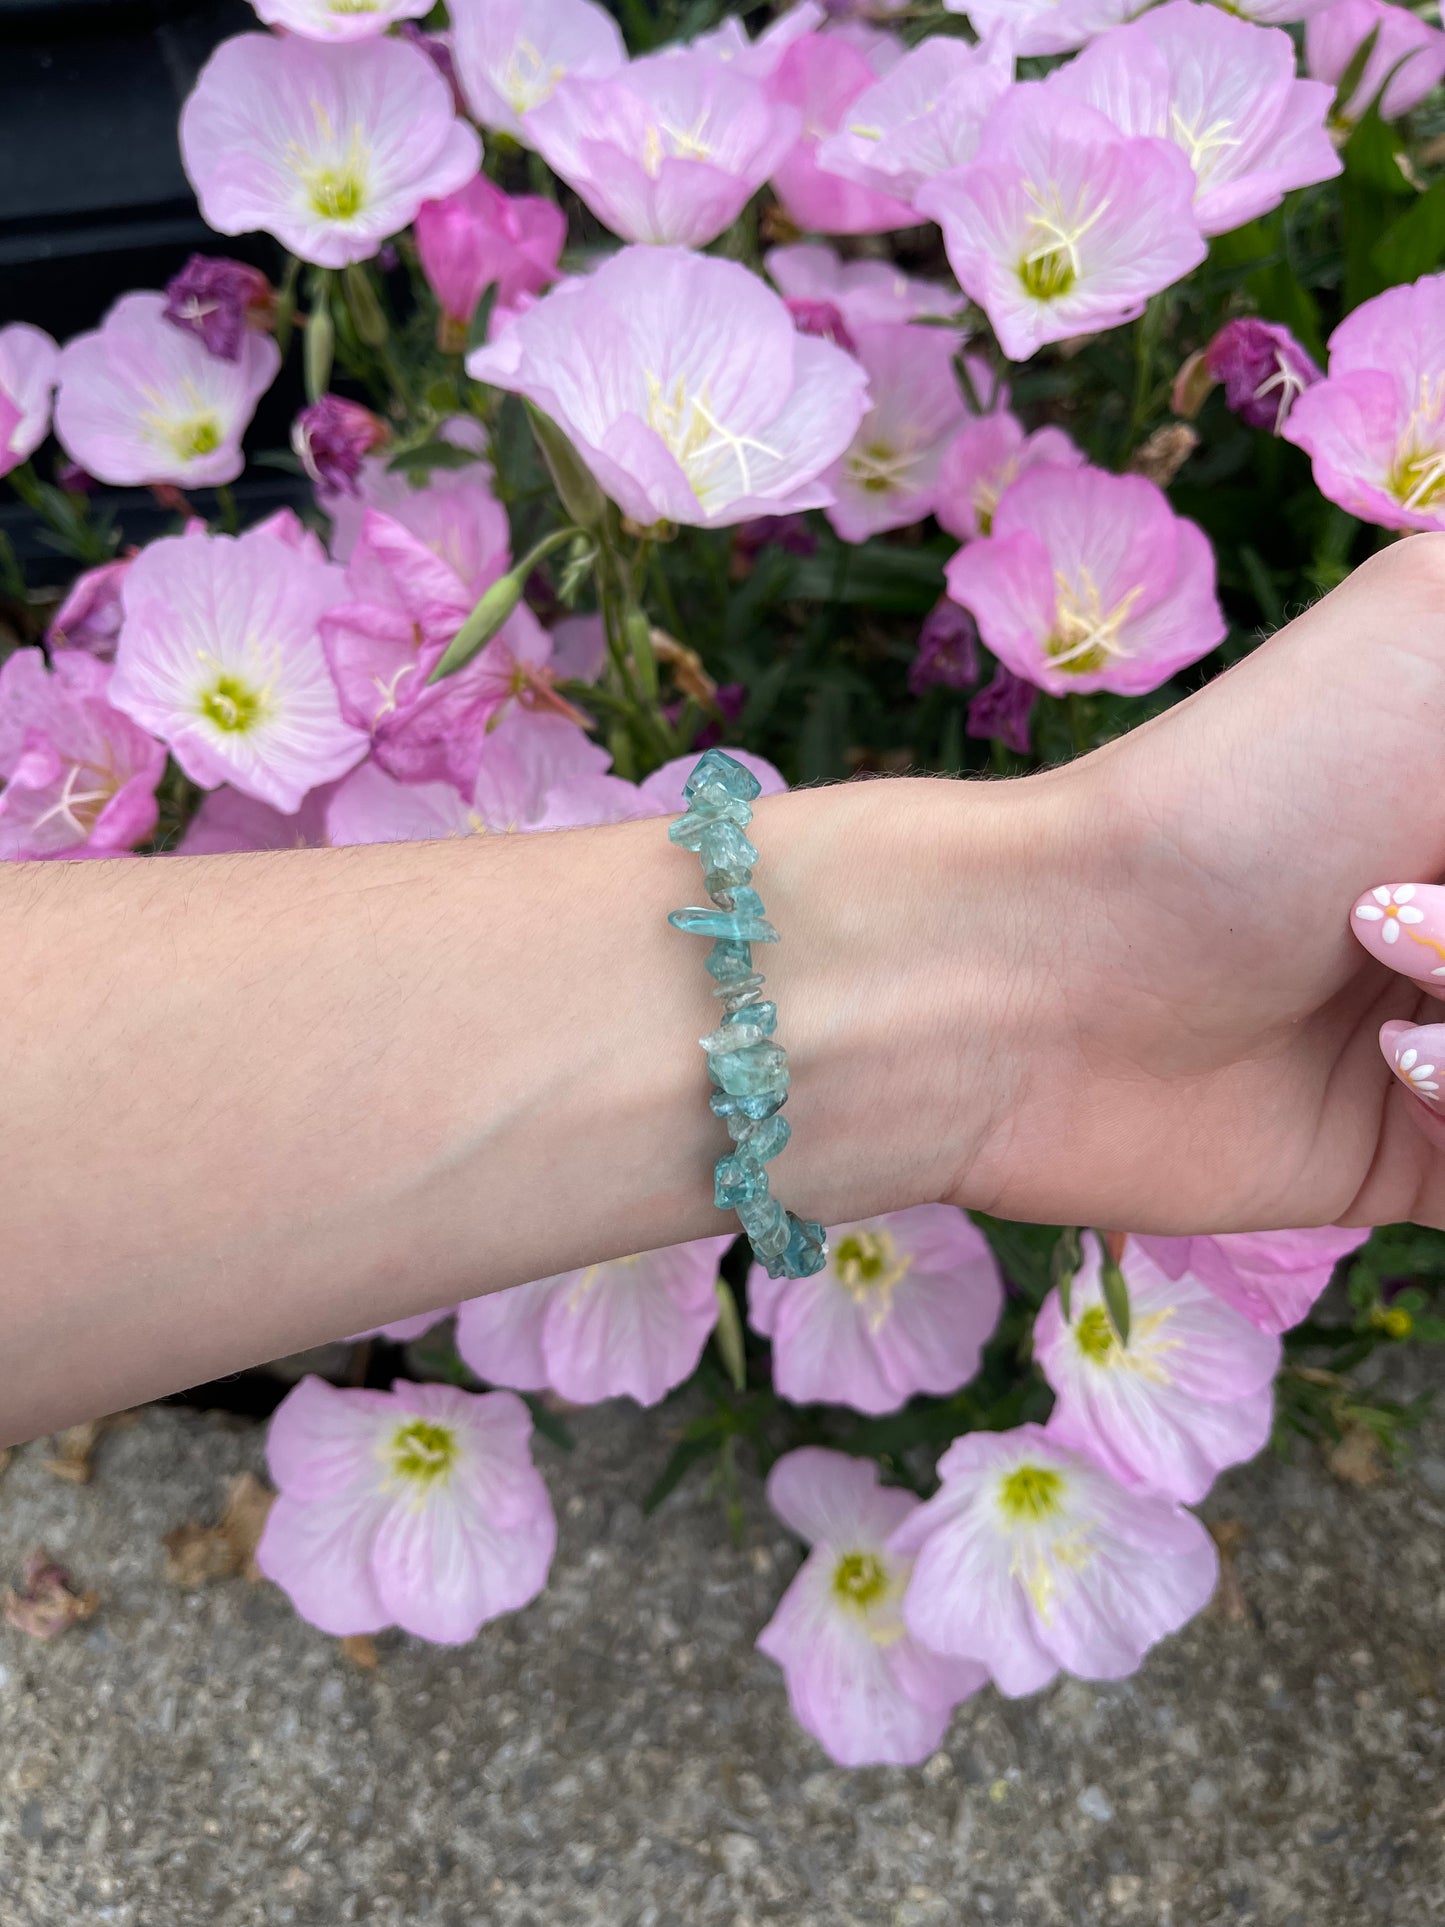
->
xmin=5 ymin=534 xmax=1445 ymax=1445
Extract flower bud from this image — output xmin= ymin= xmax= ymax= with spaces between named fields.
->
xmin=525 ymin=404 xmax=607 ymax=531
xmin=304 ymin=304 xmax=335 ymax=404
xmin=291 ymin=395 xmax=388 ymax=494
xmin=343 ymin=264 xmax=388 ymax=349
xmin=429 ymin=572 xmax=525 ymax=682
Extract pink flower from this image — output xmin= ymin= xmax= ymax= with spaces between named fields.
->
xmin=947 ymin=0 xmax=1136 ymax=57
xmin=0 ymin=323 xmax=60 ymax=478
xmin=319 ymin=416 xmax=493 ymax=563
xmin=470 ymin=711 xmax=644 ymax=831
xmin=767 ymin=31 xmax=919 ymax=235
xmin=945 ymin=464 xmax=1224 ymax=696
xmin=526 ymin=50 xmax=800 ymax=249
xmin=935 ymin=410 xmax=1084 ymax=542
xmin=468 ymin=247 xmax=869 ymax=529
xmin=179 ymin=785 xmax=332 ymax=854
xmin=0 ymin=649 xmax=165 ymax=860
xmin=292 ymin=396 xmax=390 ymax=494
xmin=163 ymin=255 xmax=274 ymax=362
xmin=1035 ymin=1236 xmax=1280 ymax=1505
xmin=356 ymin=1309 xmax=455 ymax=1343
xmin=258 ymin=1376 xmax=555 ymax=1642
xmin=814 ymin=34 xmax=1012 ymax=206
xmin=757 ymin=1449 xmax=985 ymax=1767
xmin=686 ymin=4 xmax=824 ymax=80
xmin=1134 ymin=1227 xmax=1371 ymax=1337
xmin=1050 ymin=1 xmax=1340 ymax=239
xmin=455 ymin=1237 xmax=735 ymax=1407
xmin=916 ymin=86 xmax=1206 ymax=362
xmin=416 ymin=177 xmax=566 ymax=340
xmin=1204 ymin=317 xmax=1323 ymax=435
xmin=823 ymin=323 xmax=971 ymax=541
xmin=1307 ymin=0 xmax=1445 ymax=122
xmin=748 ymin=1205 xmax=1002 ymax=1415
xmin=318 ymin=504 xmax=574 ymax=791
xmin=1283 ymin=272 xmax=1445 ymax=531
xmin=325 ymin=758 xmax=474 ymax=845
xmin=1227 ymin=0 xmax=1335 ymax=19
xmin=890 ymin=1424 xmax=1219 ymax=1697
xmin=247 ymin=0 xmax=436 ymax=40
xmin=180 ymin=33 xmax=480 ymax=268
xmin=450 ymin=0 xmax=625 ymax=139
xmin=767 ymin=240 xmax=966 ymax=331
xmin=110 ymin=524 xmax=365 ymax=813
xmin=54 ymin=292 xmax=278 ymax=488
xmin=46 ymin=557 xmax=133 ymax=660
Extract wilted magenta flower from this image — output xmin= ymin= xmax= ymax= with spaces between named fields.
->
xmin=767 ymin=30 xmax=919 ymax=234
xmin=527 ymin=50 xmax=800 ymax=249
xmin=1204 ymin=317 xmax=1323 ymax=435
xmin=0 ymin=649 xmax=165 ymax=860
xmin=1307 ymin=0 xmax=1445 ymax=122
xmin=0 ymin=323 xmax=59 ymax=478
xmin=966 ymin=664 xmax=1036 ymax=754
xmin=1135 ymin=1227 xmax=1371 ymax=1337
xmin=767 ymin=241 xmax=966 ymax=333
xmin=179 ymin=785 xmax=332 ymax=854
xmin=824 ymin=322 xmax=970 ymax=542
xmin=749 ymin=1205 xmax=1002 ymax=1414
xmin=163 ymin=254 xmax=273 ymax=361
xmin=909 ymin=600 xmax=980 ymax=695
xmin=946 ymin=464 xmax=1225 ymax=697
xmin=468 ymin=247 xmax=869 ymax=529
xmin=45 ymin=556 xmax=132 ymax=660
xmin=947 ymin=0 xmax=1135 ymax=55
xmin=110 ymin=525 xmax=365 ymax=813
xmin=54 ymin=292 xmax=278 ymax=487
xmin=1284 ymin=273 xmax=1445 ymax=531
xmin=757 ymin=1449 xmax=986 ymax=1767
xmin=416 ymin=177 xmax=566 ymax=344
xmin=455 ymin=1237 xmax=735 ymax=1407
xmin=292 ymin=396 xmax=390 ymax=495
xmin=258 ymin=1376 xmax=555 ymax=1643
xmin=319 ymin=415 xmax=493 ymax=561
xmin=815 ymin=34 xmax=1012 ymax=206
xmin=936 ymin=411 xmax=1084 ymax=542
xmin=917 ymin=86 xmax=1206 ymax=362
xmin=1035 ymin=1236 xmax=1280 ymax=1505
xmin=783 ymin=298 xmax=856 ymax=353
xmin=247 ymin=0 xmax=435 ymax=39
xmin=1050 ymin=1 xmax=1340 ymax=239
xmin=891 ymin=1424 xmax=1219 ymax=1697
xmin=180 ymin=33 xmax=480 ymax=268
xmin=450 ymin=0 xmax=625 ymax=138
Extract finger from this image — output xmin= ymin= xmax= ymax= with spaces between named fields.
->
xmin=1351 ymin=882 xmax=1445 ymax=1003
xmin=1379 ymin=1018 xmax=1445 ymax=1119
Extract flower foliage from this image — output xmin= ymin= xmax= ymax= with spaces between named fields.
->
xmin=3 ymin=0 xmax=1444 ymax=1770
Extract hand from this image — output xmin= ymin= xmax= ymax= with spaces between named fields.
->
xmin=936 ymin=532 xmax=1445 ymax=1235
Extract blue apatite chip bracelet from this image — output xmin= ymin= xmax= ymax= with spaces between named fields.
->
xmin=667 ymin=749 xmax=829 ymax=1280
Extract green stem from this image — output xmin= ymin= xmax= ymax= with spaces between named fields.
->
xmin=216 ymin=483 xmax=239 ymax=537
xmin=272 ymin=255 xmax=302 ymax=362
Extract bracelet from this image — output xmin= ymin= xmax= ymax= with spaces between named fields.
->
xmin=667 ymin=750 xmax=828 ymax=1280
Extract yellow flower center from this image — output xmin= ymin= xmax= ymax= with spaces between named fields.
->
xmin=845 ymin=440 xmax=924 ymax=498
xmin=1074 ymin=1304 xmax=1117 ymax=1361
xmin=832 ymin=1549 xmax=890 ymax=1611
xmin=1017 ymin=180 xmax=1107 ymax=304
xmin=999 ymin=1463 xmax=1064 ymax=1524
xmin=644 ymin=371 xmax=779 ymax=510
xmin=170 ymin=414 xmax=223 ymax=462
xmin=1046 ymin=568 xmax=1144 ymax=676
xmin=310 ymin=167 xmax=366 ymax=220
xmin=199 ymin=671 xmax=267 ymax=734
xmin=389 ymin=1418 xmax=459 ymax=1486
xmin=831 ymin=1228 xmax=913 ymax=1331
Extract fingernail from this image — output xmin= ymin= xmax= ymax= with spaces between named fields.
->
xmin=1351 ymin=883 xmax=1445 ymax=980
xmin=1379 ymin=1019 xmax=1445 ymax=1106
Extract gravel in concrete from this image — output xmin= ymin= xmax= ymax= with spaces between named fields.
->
xmin=0 ymin=1391 xmax=1442 ymax=1927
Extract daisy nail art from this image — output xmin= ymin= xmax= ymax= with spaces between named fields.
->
xmin=1380 ymin=1021 xmax=1445 ymax=1107
xmin=1352 ymin=882 xmax=1445 ymax=979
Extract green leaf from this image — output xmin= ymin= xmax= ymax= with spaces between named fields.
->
xmin=780 ymin=541 xmax=950 ymax=613
xmin=712 ymin=1278 xmax=747 ymax=1393
xmin=1051 ymin=1226 xmax=1083 ymax=1325
xmin=386 ymin=438 xmax=485 ymax=477
xmin=1340 ymin=103 xmax=1415 ymax=309
xmin=1372 ymin=179 xmax=1445 ymax=288
xmin=522 ymin=1395 xmax=575 ymax=1453
xmin=466 ymin=282 xmax=499 ymax=356
xmin=643 ymin=1435 xmax=717 ymax=1514
xmin=1099 ymin=1248 xmax=1132 ymax=1348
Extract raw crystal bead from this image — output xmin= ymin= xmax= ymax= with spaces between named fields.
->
xmin=727 ymin=1112 xmax=791 ymax=1160
xmin=726 ymin=885 xmax=767 ymax=919
xmin=698 ymin=819 xmax=759 ymax=875
xmin=684 ymin=748 xmax=763 ymax=804
xmin=700 ymin=1020 xmax=769 ymax=1053
xmin=708 ymin=1042 xmax=790 ymax=1098
xmin=705 ymin=872 xmax=752 ymax=904
xmin=669 ymin=905 xmax=779 ymax=943
xmin=704 ymin=939 xmax=754 ymax=984
xmin=714 ymin=973 xmax=765 ymax=1002
xmin=724 ymin=999 xmax=776 ymax=1037
xmin=738 ymin=1192 xmax=790 ymax=1257
xmin=714 ymin=1153 xmax=769 ymax=1211
xmin=763 ymin=1213 xmax=828 ymax=1280
xmin=674 ymin=786 xmax=754 ymax=832
xmin=710 ymin=1087 xmax=786 ymax=1122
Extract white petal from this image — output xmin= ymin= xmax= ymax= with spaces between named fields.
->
xmin=1400 ymin=1049 xmax=1418 ymax=1070
xmin=1372 ymin=886 xmax=1393 ymax=905
xmin=1398 ymin=906 xmax=1425 ymax=924
xmin=1394 ymin=885 xmax=1417 ymax=903
xmin=1354 ymin=904 xmax=1385 ymax=921
xmin=1382 ymin=921 xmax=1400 ymax=942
